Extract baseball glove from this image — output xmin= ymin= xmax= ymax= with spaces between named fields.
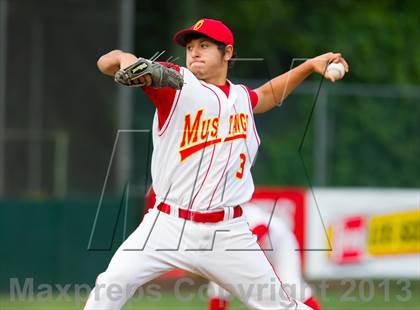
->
xmin=114 ymin=58 xmax=183 ymax=90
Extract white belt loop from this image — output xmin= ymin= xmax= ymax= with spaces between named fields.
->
xmin=224 ymin=206 xmax=231 ymax=221
xmin=221 ymin=207 xmax=227 ymax=221
xmin=229 ymin=206 xmax=235 ymax=220
xmin=170 ymin=205 xmax=178 ymax=217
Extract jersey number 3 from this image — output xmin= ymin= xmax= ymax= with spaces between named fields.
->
xmin=235 ymin=153 xmax=246 ymax=179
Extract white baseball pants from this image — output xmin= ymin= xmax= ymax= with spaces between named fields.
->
xmin=208 ymin=211 xmax=313 ymax=303
xmin=84 ymin=207 xmax=311 ymax=309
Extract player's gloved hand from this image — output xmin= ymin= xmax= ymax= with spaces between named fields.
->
xmin=114 ymin=58 xmax=183 ymax=89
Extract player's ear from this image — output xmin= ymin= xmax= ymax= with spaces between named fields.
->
xmin=224 ymin=45 xmax=234 ymax=61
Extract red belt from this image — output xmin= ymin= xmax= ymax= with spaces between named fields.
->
xmin=157 ymin=202 xmax=242 ymax=223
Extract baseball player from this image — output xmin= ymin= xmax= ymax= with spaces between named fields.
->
xmin=207 ymin=204 xmax=322 ymax=310
xmin=85 ymin=18 xmax=348 ymax=310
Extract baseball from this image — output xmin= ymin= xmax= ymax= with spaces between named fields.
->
xmin=326 ymin=62 xmax=345 ymax=80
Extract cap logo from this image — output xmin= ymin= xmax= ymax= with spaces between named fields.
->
xmin=192 ymin=19 xmax=204 ymax=30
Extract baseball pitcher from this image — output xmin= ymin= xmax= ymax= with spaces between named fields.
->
xmin=84 ymin=18 xmax=348 ymax=310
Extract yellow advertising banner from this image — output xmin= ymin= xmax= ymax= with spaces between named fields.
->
xmin=368 ymin=209 xmax=420 ymax=256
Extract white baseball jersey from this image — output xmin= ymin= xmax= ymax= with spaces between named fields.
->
xmin=151 ymin=67 xmax=260 ymax=211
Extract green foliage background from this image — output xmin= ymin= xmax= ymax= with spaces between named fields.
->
xmin=133 ymin=0 xmax=420 ymax=188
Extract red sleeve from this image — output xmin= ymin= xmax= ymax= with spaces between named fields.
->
xmin=244 ymin=86 xmax=259 ymax=109
xmin=140 ymin=62 xmax=180 ymax=129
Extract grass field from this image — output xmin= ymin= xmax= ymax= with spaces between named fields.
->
xmin=1 ymin=280 xmax=419 ymax=309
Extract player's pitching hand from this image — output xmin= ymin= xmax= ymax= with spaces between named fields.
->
xmin=309 ymin=52 xmax=349 ymax=82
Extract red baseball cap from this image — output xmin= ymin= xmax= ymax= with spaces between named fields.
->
xmin=173 ymin=18 xmax=234 ymax=47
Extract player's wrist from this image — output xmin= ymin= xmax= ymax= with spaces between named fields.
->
xmin=304 ymin=58 xmax=316 ymax=73
xmin=117 ymin=53 xmax=138 ymax=69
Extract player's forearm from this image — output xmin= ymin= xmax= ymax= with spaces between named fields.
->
xmin=254 ymin=60 xmax=314 ymax=113
xmin=97 ymin=50 xmax=138 ymax=76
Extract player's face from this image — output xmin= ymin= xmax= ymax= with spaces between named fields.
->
xmin=186 ymin=38 xmax=226 ymax=82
